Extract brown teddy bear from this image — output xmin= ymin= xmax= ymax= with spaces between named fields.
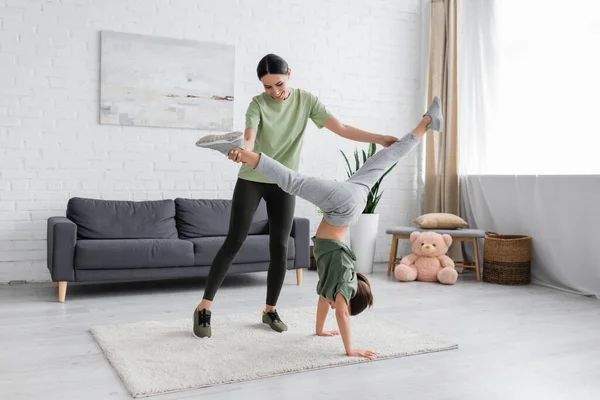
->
xmin=394 ymin=231 xmax=458 ymax=285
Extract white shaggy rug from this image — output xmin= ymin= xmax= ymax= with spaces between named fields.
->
xmin=91 ymin=307 xmax=458 ymax=398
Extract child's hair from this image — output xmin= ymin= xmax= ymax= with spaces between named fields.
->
xmin=256 ymin=54 xmax=289 ymax=80
xmin=349 ymin=272 xmax=374 ymax=316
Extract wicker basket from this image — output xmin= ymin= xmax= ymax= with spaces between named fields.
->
xmin=483 ymin=232 xmax=532 ymax=285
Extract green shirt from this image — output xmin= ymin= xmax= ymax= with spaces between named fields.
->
xmin=313 ymin=237 xmax=358 ymax=304
xmin=238 ymin=88 xmax=332 ymax=183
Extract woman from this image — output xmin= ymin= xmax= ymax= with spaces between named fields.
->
xmin=193 ymin=54 xmax=399 ymax=339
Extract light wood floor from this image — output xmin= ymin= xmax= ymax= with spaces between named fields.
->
xmin=1 ymin=264 xmax=599 ymax=400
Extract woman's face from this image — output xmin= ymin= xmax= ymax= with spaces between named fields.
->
xmin=261 ymin=70 xmax=291 ymax=101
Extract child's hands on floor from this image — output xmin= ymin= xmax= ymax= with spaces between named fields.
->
xmin=347 ymin=349 xmax=378 ymax=360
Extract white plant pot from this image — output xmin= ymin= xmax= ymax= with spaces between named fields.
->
xmin=349 ymin=213 xmax=380 ymax=274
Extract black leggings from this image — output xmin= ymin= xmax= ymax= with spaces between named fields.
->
xmin=202 ymin=178 xmax=296 ymax=306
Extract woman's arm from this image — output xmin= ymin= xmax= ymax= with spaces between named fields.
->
xmin=323 ymin=116 xmax=397 ymax=147
xmin=334 ymin=293 xmax=377 ymax=359
xmin=316 ymin=296 xmax=339 ymax=336
xmin=244 ymin=127 xmax=257 ymax=152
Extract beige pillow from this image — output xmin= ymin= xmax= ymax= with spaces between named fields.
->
xmin=414 ymin=213 xmax=468 ymax=229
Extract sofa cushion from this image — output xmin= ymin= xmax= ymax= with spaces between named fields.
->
xmin=67 ymin=197 xmax=178 ymax=240
xmin=187 ymin=235 xmax=295 ymax=266
xmin=175 ymin=198 xmax=269 ymax=238
xmin=74 ymin=239 xmax=194 ymax=269
xmin=414 ymin=213 xmax=468 ymax=229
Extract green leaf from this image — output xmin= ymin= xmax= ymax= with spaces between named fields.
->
xmin=338 ymin=143 xmax=399 ymax=214
xmin=370 ymin=143 xmax=377 ymax=157
xmin=365 ymin=189 xmax=382 ymax=213
xmin=379 ymin=162 xmax=398 ymax=182
xmin=340 ymin=150 xmax=354 ymax=177
xmin=371 ymin=181 xmax=381 ymax=196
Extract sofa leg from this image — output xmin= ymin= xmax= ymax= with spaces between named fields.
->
xmin=57 ymin=282 xmax=67 ymax=303
xmin=296 ymin=268 xmax=302 ymax=285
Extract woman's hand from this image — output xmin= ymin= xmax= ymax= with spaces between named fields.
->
xmin=316 ymin=330 xmax=340 ymax=337
xmin=377 ymin=135 xmax=399 ymax=148
xmin=227 ymin=148 xmax=243 ymax=163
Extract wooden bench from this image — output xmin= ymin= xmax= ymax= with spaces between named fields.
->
xmin=385 ymin=227 xmax=486 ymax=281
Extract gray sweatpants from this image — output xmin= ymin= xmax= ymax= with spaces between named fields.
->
xmin=255 ymin=132 xmax=421 ymax=226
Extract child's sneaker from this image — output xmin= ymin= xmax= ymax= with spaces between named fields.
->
xmin=193 ymin=308 xmax=212 ymax=338
xmin=195 ymin=131 xmax=244 ymax=156
xmin=262 ymin=309 xmax=288 ymax=333
xmin=424 ymin=96 xmax=444 ymax=132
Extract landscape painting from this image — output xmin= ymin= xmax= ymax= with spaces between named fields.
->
xmin=100 ymin=31 xmax=235 ymax=131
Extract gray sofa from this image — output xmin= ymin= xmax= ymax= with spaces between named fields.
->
xmin=47 ymin=197 xmax=310 ymax=302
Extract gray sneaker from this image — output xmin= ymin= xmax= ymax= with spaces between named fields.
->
xmin=424 ymin=96 xmax=443 ymax=132
xmin=262 ymin=309 xmax=288 ymax=333
xmin=193 ymin=308 xmax=212 ymax=338
xmin=195 ymin=131 xmax=244 ymax=156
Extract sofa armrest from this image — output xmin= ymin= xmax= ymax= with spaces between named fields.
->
xmin=47 ymin=217 xmax=77 ymax=281
xmin=290 ymin=217 xmax=310 ymax=269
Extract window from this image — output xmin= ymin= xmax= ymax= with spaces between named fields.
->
xmin=459 ymin=0 xmax=600 ymax=175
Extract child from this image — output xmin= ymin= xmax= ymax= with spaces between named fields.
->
xmin=195 ymin=97 xmax=443 ymax=359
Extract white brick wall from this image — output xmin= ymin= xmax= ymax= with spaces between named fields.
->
xmin=0 ymin=0 xmax=425 ymax=283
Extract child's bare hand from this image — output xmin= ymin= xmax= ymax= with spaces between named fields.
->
xmin=316 ymin=330 xmax=339 ymax=337
xmin=347 ymin=349 xmax=378 ymax=360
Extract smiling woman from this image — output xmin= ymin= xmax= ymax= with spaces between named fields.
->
xmin=256 ymin=54 xmax=291 ymax=100
xmin=192 ymin=53 xmax=401 ymax=348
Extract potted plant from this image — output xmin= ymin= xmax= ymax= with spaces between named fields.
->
xmin=340 ymin=143 xmax=397 ymax=273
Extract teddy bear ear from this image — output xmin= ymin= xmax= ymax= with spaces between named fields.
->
xmin=442 ymin=234 xmax=452 ymax=247
xmin=410 ymin=231 xmax=421 ymax=243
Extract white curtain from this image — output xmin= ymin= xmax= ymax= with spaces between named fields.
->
xmin=457 ymin=0 xmax=498 ymax=176
xmin=461 ymin=175 xmax=600 ymax=298
xmin=459 ymin=0 xmax=600 ymax=297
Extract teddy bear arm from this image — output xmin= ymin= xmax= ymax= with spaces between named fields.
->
xmin=438 ymin=255 xmax=455 ymax=269
xmin=400 ymin=253 xmax=419 ymax=266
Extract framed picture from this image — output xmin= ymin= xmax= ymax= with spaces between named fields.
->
xmin=100 ymin=31 xmax=235 ymax=131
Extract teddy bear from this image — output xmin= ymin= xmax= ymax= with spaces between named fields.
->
xmin=394 ymin=231 xmax=458 ymax=285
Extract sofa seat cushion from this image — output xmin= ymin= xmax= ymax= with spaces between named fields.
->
xmin=67 ymin=197 xmax=178 ymax=240
xmin=188 ymin=235 xmax=295 ymax=266
xmin=75 ymin=239 xmax=194 ymax=270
